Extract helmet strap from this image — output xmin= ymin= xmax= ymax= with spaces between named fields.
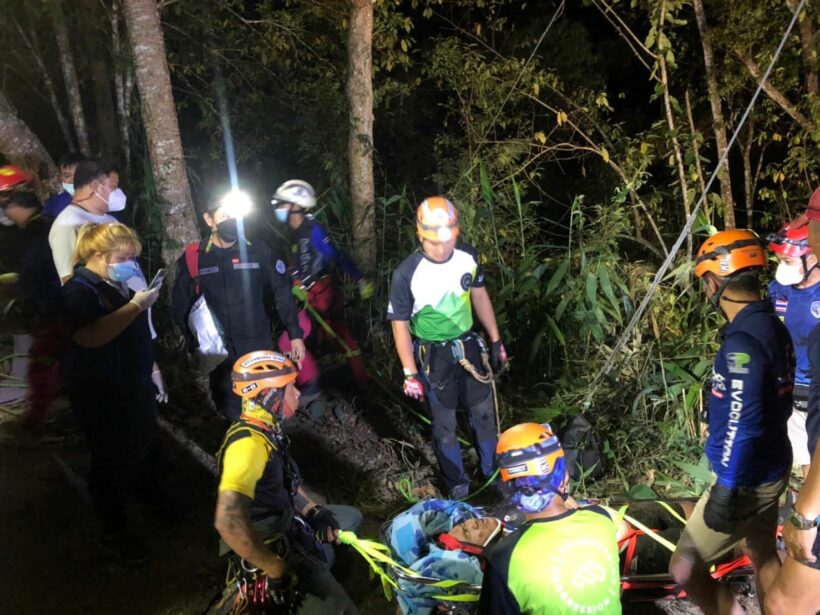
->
xmin=800 ymin=255 xmax=818 ymax=282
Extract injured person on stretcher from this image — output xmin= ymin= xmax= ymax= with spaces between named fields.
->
xmin=385 ymin=497 xmax=757 ymax=614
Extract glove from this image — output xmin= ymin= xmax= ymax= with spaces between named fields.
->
xmin=152 ymin=369 xmax=168 ymax=403
xmin=490 ymin=339 xmax=508 ymax=373
xmin=129 ymin=287 xmax=160 ymax=311
xmin=358 ymin=278 xmax=375 ymax=300
xmin=403 ymin=374 xmax=425 ymax=401
xmin=703 ymin=484 xmax=738 ymax=533
xmin=306 ymin=505 xmax=340 ymax=543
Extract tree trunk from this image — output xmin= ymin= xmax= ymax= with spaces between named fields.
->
xmin=692 ymin=0 xmax=736 ymax=228
xmin=13 ymin=19 xmax=76 ymax=152
xmin=657 ymin=3 xmax=692 ymax=258
xmin=49 ymin=0 xmax=90 ymax=155
xmin=112 ymin=0 xmax=132 ymax=176
xmin=0 ymin=91 xmax=59 ymax=200
xmin=785 ymin=0 xmax=818 ymax=97
xmin=346 ymin=0 xmax=376 ymax=270
xmin=79 ymin=0 xmax=119 ymax=163
xmin=122 ymin=0 xmax=199 ymax=267
xmin=742 ymin=113 xmax=755 ymax=228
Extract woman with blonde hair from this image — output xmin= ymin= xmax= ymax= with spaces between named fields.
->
xmin=61 ymin=222 xmax=162 ymax=564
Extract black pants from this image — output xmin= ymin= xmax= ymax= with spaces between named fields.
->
xmin=415 ymin=334 xmax=498 ymax=491
xmin=69 ymin=384 xmax=162 ymax=534
xmin=210 ymin=356 xmax=242 ymax=420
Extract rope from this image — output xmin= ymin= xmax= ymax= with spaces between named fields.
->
xmin=584 ymin=0 xmax=809 ymax=407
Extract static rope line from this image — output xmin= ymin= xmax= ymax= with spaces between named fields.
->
xmin=585 ymin=0 xmax=808 ymax=406
xmin=292 ymin=286 xmax=360 ymax=358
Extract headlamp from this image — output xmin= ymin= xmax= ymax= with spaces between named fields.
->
xmin=219 ymin=189 xmax=252 ymax=218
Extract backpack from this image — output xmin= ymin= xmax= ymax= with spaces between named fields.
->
xmin=184 ymin=242 xmax=229 ymax=373
xmin=560 ymin=413 xmax=606 ymax=481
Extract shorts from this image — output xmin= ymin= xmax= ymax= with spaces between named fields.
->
xmin=788 ymin=407 xmax=812 ymax=467
xmin=674 ymin=476 xmax=787 ymax=564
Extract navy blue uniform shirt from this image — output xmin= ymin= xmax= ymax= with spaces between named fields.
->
xmin=706 ymin=301 xmax=794 ymax=488
xmin=769 ymin=279 xmax=820 ymax=394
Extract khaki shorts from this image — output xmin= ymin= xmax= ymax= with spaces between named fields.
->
xmin=788 ymin=408 xmax=811 ymax=467
xmin=674 ymin=475 xmax=787 ymax=564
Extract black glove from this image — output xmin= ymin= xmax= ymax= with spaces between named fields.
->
xmin=306 ymin=505 xmax=340 ymax=543
xmin=491 ymin=339 xmax=508 ymax=373
xmin=703 ymin=484 xmax=738 ymax=534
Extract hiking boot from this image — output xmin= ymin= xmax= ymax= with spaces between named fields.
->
xmin=100 ymin=530 xmax=149 ymax=566
xmin=299 ymin=392 xmax=327 ymax=419
xmin=449 ymin=483 xmax=470 ymax=501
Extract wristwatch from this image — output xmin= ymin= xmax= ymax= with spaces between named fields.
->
xmin=789 ymin=510 xmax=820 ymax=530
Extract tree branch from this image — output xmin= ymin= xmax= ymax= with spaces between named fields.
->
xmin=735 ymin=50 xmax=818 ymax=133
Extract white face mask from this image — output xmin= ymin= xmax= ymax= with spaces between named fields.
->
xmin=62 ymin=182 xmax=75 ymax=196
xmin=775 ymin=262 xmax=805 ymax=286
xmin=107 ymin=188 xmax=127 ymax=212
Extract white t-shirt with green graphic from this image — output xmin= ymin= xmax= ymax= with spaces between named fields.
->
xmin=387 ymin=243 xmax=484 ymax=342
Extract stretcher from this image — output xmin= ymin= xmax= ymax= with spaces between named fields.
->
xmin=338 ymin=499 xmax=767 ymax=615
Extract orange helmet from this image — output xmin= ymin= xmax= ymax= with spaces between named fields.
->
xmin=417 ymin=196 xmax=460 ymax=242
xmin=231 ymin=351 xmax=298 ymax=399
xmin=0 ymin=165 xmax=31 ymax=191
xmin=496 ymin=423 xmax=565 ymax=483
xmin=694 ymin=229 xmax=766 ymax=279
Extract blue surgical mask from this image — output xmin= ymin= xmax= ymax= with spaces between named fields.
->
xmin=62 ymin=182 xmax=75 ymax=196
xmin=275 ymin=208 xmax=289 ymax=223
xmin=107 ymin=260 xmax=140 ymax=283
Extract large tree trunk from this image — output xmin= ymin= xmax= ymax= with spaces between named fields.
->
xmin=13 ymin=19 xmax=76 ymax=152
xmin=0 ymin=91 xmax=59 ymax=200
xmin=49 ymin=0 xmax=90 ymax=155
xmin=346 ymin=0 xmax=376 ymax=270
xmin=112 ymin=0 xmax=133 ymax=176
xmin=692 ymin=0 xmax=736 ymax=228
xmin=80 ymin=0 xmax=119 ymax=163
xmin=122 ymin=0 xmax=199 ymax=266
xmin=786 ymin=0 xmax=818 ymax=97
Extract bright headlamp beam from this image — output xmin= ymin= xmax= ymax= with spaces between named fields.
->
xmin=220 ymin=189 xmax=252 ymax=218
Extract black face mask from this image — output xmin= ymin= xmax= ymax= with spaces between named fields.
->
xmin=215 ymin=218 xmax=238 ymax=243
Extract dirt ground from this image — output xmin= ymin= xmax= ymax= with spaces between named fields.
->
xmin=0 ymin=380 xmax=761 ymax=615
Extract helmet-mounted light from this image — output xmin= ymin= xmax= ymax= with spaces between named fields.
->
xmin=219 ymin=189 xmax=252 ymax=218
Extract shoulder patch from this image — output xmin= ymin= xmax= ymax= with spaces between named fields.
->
xmin=275 ymin=259 xmax=286 ymax=274
xmin=811 ymin=301 xmax=820 ymax=319
xmin=726 ymin=352 xmax=751 ymax=374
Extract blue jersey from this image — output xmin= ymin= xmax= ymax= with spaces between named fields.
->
xmin=291 ymin=217 xmax=362 ymax=286
xmin=706 ymin=301 xmax=793 ymax=488
xmin=768 ymin=279 xmax=820 ymax=390
xmin=43 ymin=191 xmax=72 ymax=218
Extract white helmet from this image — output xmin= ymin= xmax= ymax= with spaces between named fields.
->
xmin=271 ymin=179 xmax=317 ymax=209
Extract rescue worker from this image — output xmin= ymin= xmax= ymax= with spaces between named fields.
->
xmin=0 ymin=191 xmax=63 ymax=428
xmin=0 ymin=165 xmax=37 ymax=407
xmin=213 ymin=351 xmax=361 ymax=614
xmin=670 ymin=229 xmax=793 ymax=614
xmin=171 ymin=191 xmax=305 ymax=421
xmin=766 ymin=187 xmax=820 ymax=614
xmin=768 ymin=216 xmax=820 ymax=478
xmin=43 ymin=152 xmax=84 ymax=218
xmin=478 ymin=423 xmax=621 ymax=614
xmin=387 ymin=196 xmax=507 ymax=499
xmin=272 ymin=180 xmax=373 ymax=411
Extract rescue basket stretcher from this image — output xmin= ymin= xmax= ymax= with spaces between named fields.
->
xmin=344 ymin=499 xmax=767 ymax=614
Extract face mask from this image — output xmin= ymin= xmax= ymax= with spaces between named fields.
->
xmin=94 ymin=184 xmax=111 ymax=208
xmin=62 ymin=183 xmax=75 ymax=196
xmin=107 ymin=260 xmax=140 ymax=283
xmin=775 ymin=263 xmax=805 ymax=286
xmin=216 ymin=218 xmax=239 ymax=243
xmin=107 ymin=188 xmax=127 ymax=212
xmin=0 ymin=210 xmax=13 ymax=226
xmin=275 ymin=208 xmax=289 ymax=223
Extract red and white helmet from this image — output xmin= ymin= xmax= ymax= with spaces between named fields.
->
xmin=0 ymin=165 xmax=32 ymax=191
xmin=768 ymin=215 xmax=811 ymax=259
